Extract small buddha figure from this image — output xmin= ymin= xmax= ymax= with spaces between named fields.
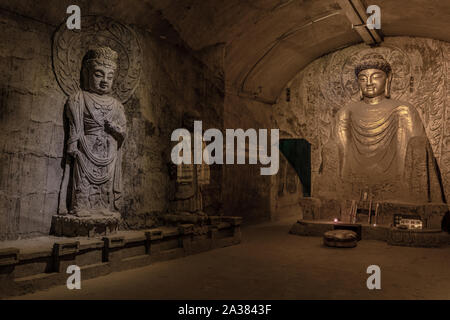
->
xmin=62 ymin=47 xmax=127 ymax=217
xmin=326 ymin=53 xmax=443 ymax=203
xmin=171 ymin=111 xmax=210 ymax=216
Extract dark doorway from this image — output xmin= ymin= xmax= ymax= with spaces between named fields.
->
xmin=279 ymin=139 xmax=311 ymax=197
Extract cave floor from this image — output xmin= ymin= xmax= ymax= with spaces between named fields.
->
xmin=9 ymin=218 xmax=450 ymax=300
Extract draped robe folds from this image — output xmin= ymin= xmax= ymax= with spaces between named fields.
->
xmin=322 ymin=100 xmax=444 ymax=203
xmin=66 ymin=91 xmax=127 ymax=214
xmin=173 ymin=140 xmax=210 ymax=214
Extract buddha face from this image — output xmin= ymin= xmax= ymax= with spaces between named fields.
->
xmin=357 ymin=68 xmax=388 ymax=99
xmin=87 ymin=63 xmax=116 ymax=95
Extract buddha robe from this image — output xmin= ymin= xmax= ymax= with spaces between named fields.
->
xmin=173 ymin=140 xmax=210 ymax=214
xmin=66 ymin=91 xmax=127 ymax=214
xmin=320 ymin=99 xmax=444 ymax=203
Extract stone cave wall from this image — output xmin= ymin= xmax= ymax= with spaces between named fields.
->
xmin=222 ymin=94 xmax=275 ymax=224
xmin=272 ymin=36 xmax=450 ymax=202
xmin=0 ymin=9 xmax=224 ymax=240
xmin=272 ymin=154 xmax=303 ymax=220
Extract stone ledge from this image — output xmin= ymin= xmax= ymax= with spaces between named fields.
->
xmin=0 ymin=217 xmax=242 ymax=298
xmin=298 ymin=197 xmax=449 ymax=229
xmin=387 ymin=228 xmax=449 ymax=247
xmin=290 ymin=219 xmax=450 ymax=248
xmin=0 ymin=248 xmax=19 ymax=266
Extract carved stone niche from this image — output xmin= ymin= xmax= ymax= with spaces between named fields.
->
xmin=283 ymin=41 xmax=450 ymax=234
xmin=51 ymin=16 xmax=142 ymax=237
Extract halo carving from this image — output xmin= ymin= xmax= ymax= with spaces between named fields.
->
xmin=52 ymin=15 xmax=142 ymax=103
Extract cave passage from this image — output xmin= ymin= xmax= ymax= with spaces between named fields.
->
xmin=279 ymin=138 xmax=311 ymax=197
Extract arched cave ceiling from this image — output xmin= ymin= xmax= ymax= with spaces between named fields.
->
xmin=2 ymin=0 xmax=449 ymax=103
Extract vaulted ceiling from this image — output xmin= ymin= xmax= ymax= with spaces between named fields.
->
xmin=2 ymin=0 xmax=449 ymax=103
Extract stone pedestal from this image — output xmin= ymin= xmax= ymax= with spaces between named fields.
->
xmin=162 ymin=212 xmax=209 ymax=225
xmin=298 ymin=197 xmax=448 ymax=229
xmin=290 ymin=219 xmax=450 ymax=247
xmin=387 ymin=228 xmax=446 ymax=247
xmin=51 ymin=213 xmax=121 ymax=237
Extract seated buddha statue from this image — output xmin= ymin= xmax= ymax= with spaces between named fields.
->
xmin=320 ymin=53 xmax=444 ymax=203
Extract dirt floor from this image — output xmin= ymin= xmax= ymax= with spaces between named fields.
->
xmin=9 ymin=218 xmax=450 ymax=300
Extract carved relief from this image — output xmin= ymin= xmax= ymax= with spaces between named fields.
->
xmin=51 ymin=16 xmax=142 ymax=231
xmin=274 ymin=37 xmax=449 ymax=201
xmin=53 ymin=15 xmax=142 ymax=103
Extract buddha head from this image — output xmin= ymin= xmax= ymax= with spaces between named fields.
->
xmin=81 ymin=46 xmax=118 ymax=95
xmin=355 ymin=53 xmax=392 ymax=101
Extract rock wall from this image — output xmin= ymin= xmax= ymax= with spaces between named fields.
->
xmin=272 ymin=153 xmax=303 ymax=220
xmin=273 ymin=37 xmax=450 ymax=202
xmin=0 ymin=10 xmax=224 ymax=240
xmin=222 ymin=94 xmax=274 ymax=223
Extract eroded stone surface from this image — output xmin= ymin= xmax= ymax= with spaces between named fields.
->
xmin=51 ymin=212 xmax=121 ymax=237
xmin=0 ymin=10 xmax=225 ymax=240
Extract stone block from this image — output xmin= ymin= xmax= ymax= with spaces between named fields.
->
xmin=319 ymin=198 xmax=342 ymax=220
xmin=361 ymin=225 xmax=390 ymax=241
xmin=19 ymin=193 xmax=45 ymax=234
xmin=191 ymin=234 xmax=212 ymax=253
xmin=178 ymin=224 xmax=194 ymax=254
xmin=221 ymin=216 xmax=243 ymax=226
xmin=21 ymin=154 xmax=48 ymax=194
xmin=30 ymin=91 xmax=65 ymax=124
xmin=12 ymin=258 xmax=53 ymax=279
xmin=0 ymin=193 xmax=20 ymax=238
xmin=208 ymin=215 xmax=221 ymax=225
xmin=75 ymin=250 xmax=103 ymax=267
xmin=103 ymin=236 xmax=125 ymax=250
xmin=387 ymin=228 xmax=446 ymax=247
xmin=0 ymin=247 xmax=19 ymax=266
xmin=298 ymin=197 xmax=321 ymax=220
xmin=1 ymin=90 xmax=32 ymax=133
xmin=53 ymin=240 xmax=80 ymax=273
xmin=42 ymin=193 xmax=58 ymax=231
xmin=25 ymin=121 xmax=53 ymax=156
xmin=103 ymin=235 xmax=125 ymax=264
xmin=424 ymin=203 xmax=448 ymax=229
xmin=7 ymin=153 xmax=24 ymax=195
xmin=145 ymin=229 xmax=163 ymax=256
xmin=45 ymin=157 xmax=63 ymax=194
xmin=178 ymin=224 xmax=194 ymax=235
xmin=48 ymin=124 xmax=65 ymax=158
xmin=110 ymin=245 xmax=146 ymax=263
xmin=53 ymin=240 xmax=80 ymax=256
xmin=51 ymin=213 xmax=121 ymax=237
xmin=209 ymin=226 xmax=219 ymax=248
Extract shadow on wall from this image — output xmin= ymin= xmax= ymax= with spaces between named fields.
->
xmin=279 ymin=138 xmax=311 ymax=197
